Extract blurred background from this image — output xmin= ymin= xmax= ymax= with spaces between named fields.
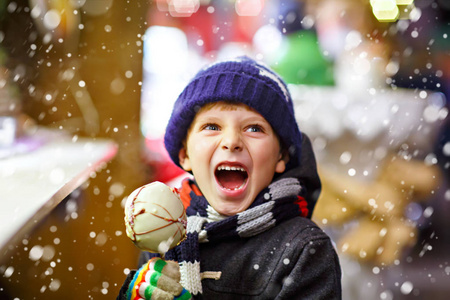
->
xmin=0 ymin=0 xmax=448 ymax=299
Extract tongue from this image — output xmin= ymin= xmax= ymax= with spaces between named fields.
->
xmin=217 ymin=171 xmax=246 ymax=190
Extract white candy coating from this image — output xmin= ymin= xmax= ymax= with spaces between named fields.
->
xmin=124 ymin=181 xmax=187 ymax=253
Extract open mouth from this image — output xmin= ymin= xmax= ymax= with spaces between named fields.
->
xmin=215 ymin=164 xmax=248 ymax=191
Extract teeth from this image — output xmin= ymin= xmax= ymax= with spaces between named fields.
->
xmin=217 ymin=165 xmax=245 ymax=172
xmin=225 ymin=187 xmax=240 ymax=191
xmin=223 ymin=182 xmax=246 ymax=191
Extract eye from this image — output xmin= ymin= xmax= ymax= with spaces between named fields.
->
xmin=245 ymin=124 xmax=264 ymax=133
xmin=202 ymin=123 xmax=220 ymax=131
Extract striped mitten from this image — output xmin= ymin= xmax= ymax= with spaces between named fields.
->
xmin=127 ymin=258 xmax=191 ymax=300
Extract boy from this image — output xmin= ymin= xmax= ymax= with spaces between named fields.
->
xmin=119 ymin=57 xmax=341 ymax=299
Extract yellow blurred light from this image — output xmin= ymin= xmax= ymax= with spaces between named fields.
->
xmin=371 ymin=0 xmax=399 ymax=22
xmin=396 ymin=0 xmax=414 ymax=5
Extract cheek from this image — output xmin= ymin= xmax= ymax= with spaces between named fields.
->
xmin=251 ymin=143 xmax=281 ymax=178
xmin=187 ymin=137 xmax=214 ymax=162
xmin=253 ymin=142 xmax=279 ymax=162
xmin=192 ymin=143 xmax=204 ymax=153
xmin=200 ymin=137 xmax=216 ymax=151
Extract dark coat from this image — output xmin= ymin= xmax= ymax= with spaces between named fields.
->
xmin=118 ymin=216 xmax=341 ymax=299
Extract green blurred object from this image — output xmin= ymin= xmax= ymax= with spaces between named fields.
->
xmin=272 ymin=30 xmax=335 ymax=86
xmin=0 ymin=0 xmax=7 ymax=21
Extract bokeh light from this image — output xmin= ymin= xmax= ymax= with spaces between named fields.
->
xmin=371 ymin=0 xmax=400 ymax=22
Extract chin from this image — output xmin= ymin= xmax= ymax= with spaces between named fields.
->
xmin=214 ymin=201 xmax=251 ymax=216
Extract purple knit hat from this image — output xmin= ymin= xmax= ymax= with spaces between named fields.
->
xmin=164 ymin=56 xmax=303 ymax=171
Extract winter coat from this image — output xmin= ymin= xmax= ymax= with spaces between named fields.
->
xmin=117 ymin=216 xmax=341 ymax=299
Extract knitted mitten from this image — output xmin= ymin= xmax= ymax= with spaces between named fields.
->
xmin=127 ymin=258 xmax=191 ymax=300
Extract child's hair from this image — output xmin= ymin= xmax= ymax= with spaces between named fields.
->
xmin=164 ymin=56 xmax=303 ymax=172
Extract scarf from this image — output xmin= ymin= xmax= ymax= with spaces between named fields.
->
xmin=165 ymin=175 xmax=310 ymax=295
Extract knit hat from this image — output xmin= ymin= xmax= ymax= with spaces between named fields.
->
xmin=164 ymin=56 xmax=303 ymax=172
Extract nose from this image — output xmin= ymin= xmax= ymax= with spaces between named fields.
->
xmin=221 ymin=129 xmax=243 ymax=152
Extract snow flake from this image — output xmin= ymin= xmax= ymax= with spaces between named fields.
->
xmin=400 ymin=281 xmax=413 ymax=295
xmin=3 ymin=266 xmax=14 ymax=278
xmin=49 ymin=279 xmax=61 ymax=291
xmin=29 ymin=245 xmax=44 ymax=261
xmin=86 ymin=263 xmax=95 ymax=271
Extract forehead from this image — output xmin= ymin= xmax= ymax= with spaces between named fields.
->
xmin=197 ymin=101 xmax=256 ymax=113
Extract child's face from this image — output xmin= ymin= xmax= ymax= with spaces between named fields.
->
xmin=178 ymin=102 xmax=287 ymax=216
